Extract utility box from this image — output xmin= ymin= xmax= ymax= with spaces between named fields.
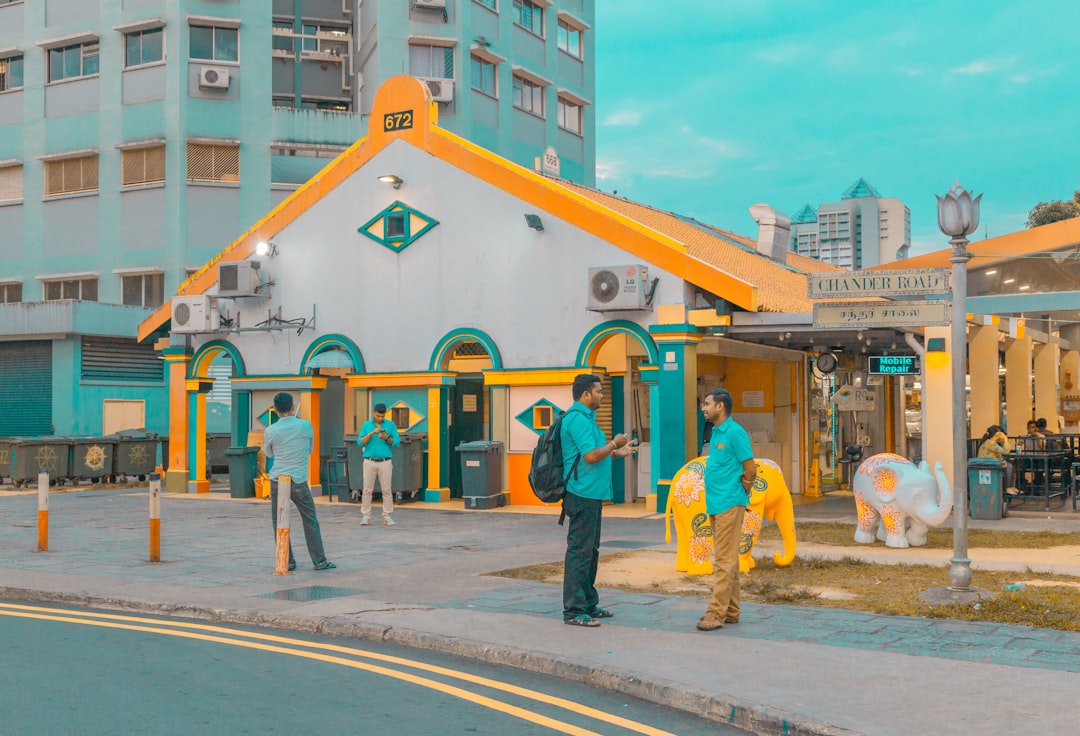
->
xmin=225 ymin=446 xmax=259 ymax=498
xmin=968 ymin=458 xmax=1006 ymax=520
xmin=70 ymin=436 xmax=117 ymax=482
xmin=455 ymin=440 xmax=506 ymax=510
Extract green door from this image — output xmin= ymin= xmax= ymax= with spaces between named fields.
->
xmin=0 ymin=341 xmax=52 ymax=436
xmin=448 ymin=376 xmax=485 ymax=498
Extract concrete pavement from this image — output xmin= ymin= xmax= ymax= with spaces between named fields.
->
xmin=2 ymin=486 xmax=1079 ymax=736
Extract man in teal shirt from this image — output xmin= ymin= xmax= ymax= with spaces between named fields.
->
xmin=357 ymin=402 xmax=401 ymax=526
xmin=560 ymin=374 xmax=636 ymax=627
xmin=262 ymin=392 xmax=335 ymax=571
xmin=698 ymin=388 xmax=755 ymax=631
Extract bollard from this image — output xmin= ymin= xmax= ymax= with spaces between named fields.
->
xmin=149 ymin=472 xmax=161 ymax=562
xmin=37 ymin=471 xmax=49 ymax=552
xmin=274 ymin=475 xmax=291 ymax=575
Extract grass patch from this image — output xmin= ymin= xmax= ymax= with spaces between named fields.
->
xmin=758 ymin=521 xmax=1080 ymax=549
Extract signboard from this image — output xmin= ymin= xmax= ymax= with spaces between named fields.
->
xmin=541 ymin=146 xmax=560 ymax=176
xmin=831 ymin=385 xmax=876 ymax=412
xmin=808 ymin=268 xmax=950 ymax=299
xmin=383 ymin=110 xmax=414 ymax=131
xmin=813 ymin=300 xmax=950 ymax=329
xmin=868 ymin=355 xmax=920 ymax=375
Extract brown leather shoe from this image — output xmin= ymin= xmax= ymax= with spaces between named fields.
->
xmin=697 ymin=615 xmax=724 ymax=631
xmin=724 ymin=618 xmax=739 ymax=624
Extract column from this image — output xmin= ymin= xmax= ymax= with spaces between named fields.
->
xmin=424 ymin=385 xmax=452 ymax=502
xmin=186 ymin=381 xmax=213 ymax=494
xmin=1033 ymin=343 xmax=1060 ymax=429
xmin=968 ymin=324 xmax=1000 ymax=436
xmin=303 ymin=388 xmax=322 ymax=495
xmin=922 ymin=325 xmax=954 ymax=486
xmin=1004 ymin=335 xmax=1034 ymax=435
xmin=162 ymin=346 xmax=193 ymax=494
xmin=488 ymin=385 xmax=510 ymax=502
xmin=648 ymin=326 xmax=703 ymax=513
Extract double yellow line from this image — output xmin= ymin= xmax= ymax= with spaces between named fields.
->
xmin=0 ymin=602 xmax=677 ymax=736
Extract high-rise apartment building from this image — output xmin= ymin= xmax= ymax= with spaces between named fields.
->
xmin=0 ymin=0 xmax=595 ymax=437
xmin=790 ymin=178 xmax=910 ymax=270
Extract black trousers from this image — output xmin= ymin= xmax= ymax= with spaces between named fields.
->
xmin=562 ymin=493 xmax=603 ymax=619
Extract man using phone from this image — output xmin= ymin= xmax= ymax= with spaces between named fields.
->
xmin=357 ymin=402 xmax=401 ymax=526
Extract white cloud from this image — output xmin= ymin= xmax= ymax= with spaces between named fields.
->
xmin=594 ymin=159 xmax=625 ymax=182
xmin=950 ymin=59 xmax=999 ymax=75
xmin=601 ymin=110 xmax=642 ymax=127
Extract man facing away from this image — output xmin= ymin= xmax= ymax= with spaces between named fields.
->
xmin=698 ymin=388 xmax=755 ymax=631
xmin=357 ymin=402 xmax=401 ymax=526
xmin=560 ymin=373 xmax=637 ymax=627
xmin=262 ymin=392 xmax=335 ymax=571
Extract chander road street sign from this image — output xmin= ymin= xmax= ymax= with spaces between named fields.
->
xmin=808 ymin=268 xmax=950 ymax=299
xmin=813 ymin=300 xmax=951 ymax=329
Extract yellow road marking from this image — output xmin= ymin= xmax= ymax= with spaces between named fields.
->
xmin=0 ymin=603 xmax=677 ymax=736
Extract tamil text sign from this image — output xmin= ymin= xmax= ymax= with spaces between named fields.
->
xmin=813 ymin=300 xmax=951 ymax=329
xmin=808 ymin=268 xmax=950 ymax=299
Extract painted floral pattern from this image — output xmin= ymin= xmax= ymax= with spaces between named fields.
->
xmin=880 ymin=503 xmax=904 ymax=536
xmin=856 ymin=452 xmax=909 ymax=478
xmin=872 ymin=467 xmax=898 ymax=501
xmin=689 ymin=534 xmax=713 ymax=565
xmin=854 ymin=491 xmax=876 ymax=527
xmin=672 ymin=463 xmax=705 ymax=507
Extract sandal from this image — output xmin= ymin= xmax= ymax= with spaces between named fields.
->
xmin=564 ymin=614 xmax=600 ymax=627
xmin=588 ymin=608 xmax=614 ymax=619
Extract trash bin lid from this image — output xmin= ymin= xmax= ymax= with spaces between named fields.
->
xmin=455 ymin=440 xmax=504 ymax=453
xmin=224 ymin=446 xmax=260 ymax=455
xmin=967 ymin=457 xmax=1003 ymax=467
xmin=113 ymin=428 xmax=159 ymax=440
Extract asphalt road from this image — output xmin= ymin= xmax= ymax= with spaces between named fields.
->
xmin=0 ymin=601 xmax=746 ymax=736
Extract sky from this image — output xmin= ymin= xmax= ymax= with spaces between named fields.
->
xmin=594 ymin=1 xmax=1080 ymax=256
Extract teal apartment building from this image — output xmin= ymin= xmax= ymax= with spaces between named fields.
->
xmin=0 ymin=0 xmax=595 ymax=438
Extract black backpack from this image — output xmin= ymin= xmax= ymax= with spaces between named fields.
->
xmin=528 ymin=411 xmax=581 ymax=505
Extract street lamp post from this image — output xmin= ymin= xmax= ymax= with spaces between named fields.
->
xmin=936 ymin=182 xmax=981 ymax=592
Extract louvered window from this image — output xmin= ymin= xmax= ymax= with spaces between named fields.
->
xmin=187 ymin=142 xmax=239 ymax=183
xmin=81 ymin=337 xmax=164 ymax=382
xmin=44 ymin=154 xmax=99 ymax=196
xmin=0 ymin=164 xmax=22 ymax=202
xmin=596 ymin=374 xmax=613 ymax=438
xmin=122 ymin=145 xmax=166 ymax=186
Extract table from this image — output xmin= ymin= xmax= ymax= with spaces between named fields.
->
xmin=1005 ymin=450 xmax=1069 ymax=510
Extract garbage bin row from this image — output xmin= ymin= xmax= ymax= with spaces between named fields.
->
xmin=0 ymin=431 xmax=161 ymax=487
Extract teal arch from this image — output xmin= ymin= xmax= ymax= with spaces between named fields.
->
xmin=575 ymin=321 xmax=659 ymax=367
xmin=429 ymin=328 xmax=504 ymax=371
xmin=300 ymin=333 xmax=365 ymax=374
xmin=189 ymin=340 xmax=247 ymax=378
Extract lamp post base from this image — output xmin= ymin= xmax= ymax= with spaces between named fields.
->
xmin=920 ymin=585 xmax=996 ymax=606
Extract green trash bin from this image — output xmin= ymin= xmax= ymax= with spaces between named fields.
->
xmin=0 ymin=437 xmax=14 ymax=482
xmin=969 ymin=457 xmax=1006 ymax=520
xmin=10 ymin=437 xmax=71 ymax=486
xmin=111 ymin=428 xmax=159 ymax=479
xmin=344 ymin=434 xmax=364 ymax=499
xmin=225 ymin=446 xmax=259 ymax=498
xmin=455 ymin=440 xmax=505 ymax=510
xmin=70 ymin=436 xmax=118 ymax=482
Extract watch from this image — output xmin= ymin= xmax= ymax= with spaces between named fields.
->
xmin=816 ymin=352 xmax=838 ymax=374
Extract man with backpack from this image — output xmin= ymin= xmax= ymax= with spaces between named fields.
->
xmin=559 ymin=374 xmax=637 ymax=627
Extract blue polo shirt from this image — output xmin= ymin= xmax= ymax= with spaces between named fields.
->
xmin=703 ymin=416 xmax=754 ymax=515
xmin=359 ymin=418 xmax=400 ymax=459
xmin=262 ymin=415 xmax=313 ymax=483
xmin=560 ymin=401 xmax=612 ymax=501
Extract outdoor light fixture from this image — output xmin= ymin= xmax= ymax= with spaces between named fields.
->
xmin=925 ymin=336 xmax=947 ymax=369
xmin=1003 ymin=278 xmax=1016 ymax=284
xmin=255 ymin=241 xmax=278 ymax=257
xmin=985 ymin=270 xmax=997 ymax=276
xmin=378 ymin=174 xmax=403 ymax=189
xmin=524 ymin=213 xmax=544 ymax=231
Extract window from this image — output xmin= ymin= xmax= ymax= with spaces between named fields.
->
xmin=48 ymin=41 xmax=99 ymax=83
xmin=391 ymin=407 xmax=410 ymax=430
xmin=121 ymin=145 xmax=165 ymax=186
xmin=0 ymin=54 xmax=23 ymax=92
xmin=121 ymin=273 xmax=165 ymax=308
xmin=272 ymin=96 xmax=294 ymax=108
xmin=386 ymin=213 xmax=407 ymax=242
xmin=44 ymin=154 xmax=99 ymax=196
xmin=474 ymin=0 xmax=497 ymax=10
xmin=187 ymin=142 xmax=239 ymax=183
xmin=513 ymin=0 xmax=544 ymax=36
xmin=533 ymin=405 xmax=553 ymax=430
xmin=299 ymin=23 xmax=349 ymax=55
xmin=0 ymin=283 xmax=21 ymax=303
xmin=512 ymin=75 xmax=543 ymax=116
xmin=470 ymin=55 xmax=496 ymax=96
xmin=300 ymin=98 xmax=351 ymax=113
xmin=409 ymin=44 xmax=453 ymax=79
xmin=189 ymin=25 xmax=238 ymax=62
xmin=124 ymin=27 xmax=164 ymax=68
xmin=0 ymin=164 xmax=22 ymax=202
xmin=557 ymin=19 xmax=582 ymax=58
xmin=272 ymin=20 xmax=294 ymax=53
xmin=557 ymin=97 xmax=581 ymax=134
xmin=44 ymin=277 xmax=98 ymax=301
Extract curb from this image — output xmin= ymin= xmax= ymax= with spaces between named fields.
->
xmin=0 ymin=585 xmax=861 ymax=736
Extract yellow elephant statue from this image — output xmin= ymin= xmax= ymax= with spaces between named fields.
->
xmin=665 ymin=456 xmax=796 ymax=575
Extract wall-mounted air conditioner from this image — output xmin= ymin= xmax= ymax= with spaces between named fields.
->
xmin=423 ymin=78 xmax=454 ymax=103
xmin=413 ymin=0 xmax=447 ymax=9
xmin=587 ymin=265 xmax=652 ymax=311
xmin=198 ymin=66 xmax=231 ymax=89
xmin=217 ymin=261 xmax=262 ymax=297
xmin=172 ymin=295 xmax=220 ymax=333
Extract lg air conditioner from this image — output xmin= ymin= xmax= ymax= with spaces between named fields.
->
xmin=413 ymin=0 xmax=447 ymax=9
xmin=172 ymin=295 xmax=220 ymax=333
xmin=423 ymin=78 xmax=454 ymax=103
xmin=217 ymin=261 xmax=262 ymax=298
xmin=198 ymin=66 xmax=231 ymax=89
xmin=587 ymin=265 xmax=651 ymax=311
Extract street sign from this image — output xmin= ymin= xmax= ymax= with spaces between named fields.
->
xmin=813 ymin=300 xmax=951 ymax=329
xmin=808 ymin=268 xmax=950 ymax=299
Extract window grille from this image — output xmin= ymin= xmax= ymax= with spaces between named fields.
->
xmin=187 ymin=142 xmax=239 ymax=183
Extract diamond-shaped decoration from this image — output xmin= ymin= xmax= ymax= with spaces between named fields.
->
xmin=515 ymin=399 xmax=564 ymax=436
xmin=358 ymin=200 xmax=439 ymax=253
xmin=257 ymin=406 xmax=279 ymax=427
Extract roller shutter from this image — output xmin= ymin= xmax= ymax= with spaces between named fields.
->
xmin=0 ymin=341 xmax=53 ymax=436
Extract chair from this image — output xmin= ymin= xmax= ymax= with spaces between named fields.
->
xmin=1072 ymin=461 xmax=1080 ymax=511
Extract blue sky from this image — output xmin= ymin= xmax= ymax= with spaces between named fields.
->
xmin=594 ymin=1 xmax=1079 ymax=256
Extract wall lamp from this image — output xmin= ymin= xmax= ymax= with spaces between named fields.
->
xmin=378 ymin=174 xmax=404 ymax=189
xmin=925 ymin=337 xmax=948 ymax=369
xmin=255 ymin=241 xmax=278 ymax=257
xmin=524 ymin=213 xmax=544 ymax=231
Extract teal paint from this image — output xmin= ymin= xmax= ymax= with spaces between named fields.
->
xmin=299 ymin=333 xmax=365 ymax=374
xmin=575 ymin=320 xmax=659 ymax=367
xmin=188 ymin=391 xmax=199 ymax=481
xmin=654 ymin=342 xmax=690 ymax=502
xmin=638 ymin=368 xmax=660 ymax=505
xmin=231 ymin=391 xmax=251 ymax=446
xmin=429 ymin=328 xmax=504 ymax=371
xmin=371 ymin=387 xmax=429 ymax=434
xmin=611 ymin=374 xmax=625 ymax=503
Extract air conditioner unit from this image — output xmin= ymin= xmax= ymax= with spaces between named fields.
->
xmin=198 ymin=66 xmax=231 ymax=89
xmin=423 ymin=78 xmax=454 ymax=103
xmin=217 ymin=261 xmax=262 ymax=297
xmin=172 ymin=295 xmax=220 ymax=333
xmin=413 ymin=0 xmax=447 ymax=9
xmin=587 ymin=265 xmax=651 ymax=312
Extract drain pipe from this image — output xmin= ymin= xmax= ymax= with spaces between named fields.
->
xmin=905 ymin=333 xmax=927 ymax=463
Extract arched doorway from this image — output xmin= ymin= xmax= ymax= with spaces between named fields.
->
xmin=188 ymin=341 xmax=246 ymax=492
xmin=301 ymin=335 xmax=365 ymax=457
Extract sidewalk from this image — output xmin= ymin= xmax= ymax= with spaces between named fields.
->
xmin=1 ymin=486 xmax=1078 ymax=736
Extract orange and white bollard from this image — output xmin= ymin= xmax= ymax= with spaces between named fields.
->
xmin=274 ymin=475 xmax=291 ymax=575
xmin=37 ymin=471 xmax=48 ymax=552
xmin=149 ymin=472 xmax=161 ymax=562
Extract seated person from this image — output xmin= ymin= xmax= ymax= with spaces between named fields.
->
xmin=1035 ymin=417 xmax=1064 ymax=450
xmin=1036 ymin=417 xmax=1055 ymax=435
xmin=978 ymin=425 xmax=1019 ymax=495
xmin=1024 ymin=420 xmax=1046 ymax=451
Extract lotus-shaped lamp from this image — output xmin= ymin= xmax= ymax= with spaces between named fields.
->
xmin=936 ymin=181 xmax=982 ymax=238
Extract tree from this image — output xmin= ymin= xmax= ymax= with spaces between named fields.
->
xmin=1026 ymin=190 xmax=1080 ymax=228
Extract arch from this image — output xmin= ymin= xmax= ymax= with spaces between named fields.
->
xmin=189 ymin=340 xmax=247 ymax=378
xmin=300 ymin=334 xmax=366 ymax=374
xmin=429 ymin=328 xmax=504 ymax=371
xmin=575 ymin=321 xmax=659 ymax=367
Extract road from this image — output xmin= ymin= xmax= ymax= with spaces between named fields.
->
xmin=0 ymin=601 xmax=746 ymax=736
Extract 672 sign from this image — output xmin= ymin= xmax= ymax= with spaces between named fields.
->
xmin=383 ymin=110 xmax=414 ymax=132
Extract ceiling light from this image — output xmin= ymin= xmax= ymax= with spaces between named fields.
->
xmin=1003 ymin=278 xmax=1015 ymax=284
xmin=985 ymin=270 xmax=997 ymax=276
xmin=1019 ymin=285 xmax=1030 ymax=291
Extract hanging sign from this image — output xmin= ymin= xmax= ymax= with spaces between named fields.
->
xmin=808 ymin=268 xmax=950 ymax=299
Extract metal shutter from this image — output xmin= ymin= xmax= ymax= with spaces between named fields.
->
xmin=0 ymin=341 xmax=53 ymax=436
xmin=0 ymin=165 xmax=23 ymax=202
xmin=81 ymin=337 xmax=163 ymax=382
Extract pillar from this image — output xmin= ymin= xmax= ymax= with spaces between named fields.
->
xmin=968 ymin=324 xmax=1000 ymax=436
xmin=489 ymin=385 xmax=509 ymax=499
xmin=1033 ymin=343 xmax=1060 ymax=429
xmin=648 ymin=326 xmax=703 ymax=512
xmin=162 ymin=346 xmax=193 ymax=494
xmin=303 ymin=388 xmax=322 ymax=494
xmin=1061 ymin=349 xmax=1080 ymax=432
xmin=922 ymin=325 xmax=954 ymax=486
xmin=423 ymin=385 xmax=452 ymax=502
xmin=1004 ymin=336 xmax=1034 ymax=435
xmin=186 ymin=381 xmax=212 ymax=494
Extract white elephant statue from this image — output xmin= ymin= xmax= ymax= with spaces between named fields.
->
xmin=852 ymin=453 xmax=953 ymax=548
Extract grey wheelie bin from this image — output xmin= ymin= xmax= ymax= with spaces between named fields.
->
xmin=968 ymin=457 xmax=1006 ymax=520
xmin=112 ymin=428 xmax=159 ymax=479
xmin=391 ymin=434 xmax=424 ymax=502
xmin=10 ymin=437 xmax=71 ymax=486
xmin=70 ymin=436 xmax=117 ymax=482
xmin=456 ymin=440 xmax=506 ymax=509
xmin=225 ymin=446 xmax=259 ymax=498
